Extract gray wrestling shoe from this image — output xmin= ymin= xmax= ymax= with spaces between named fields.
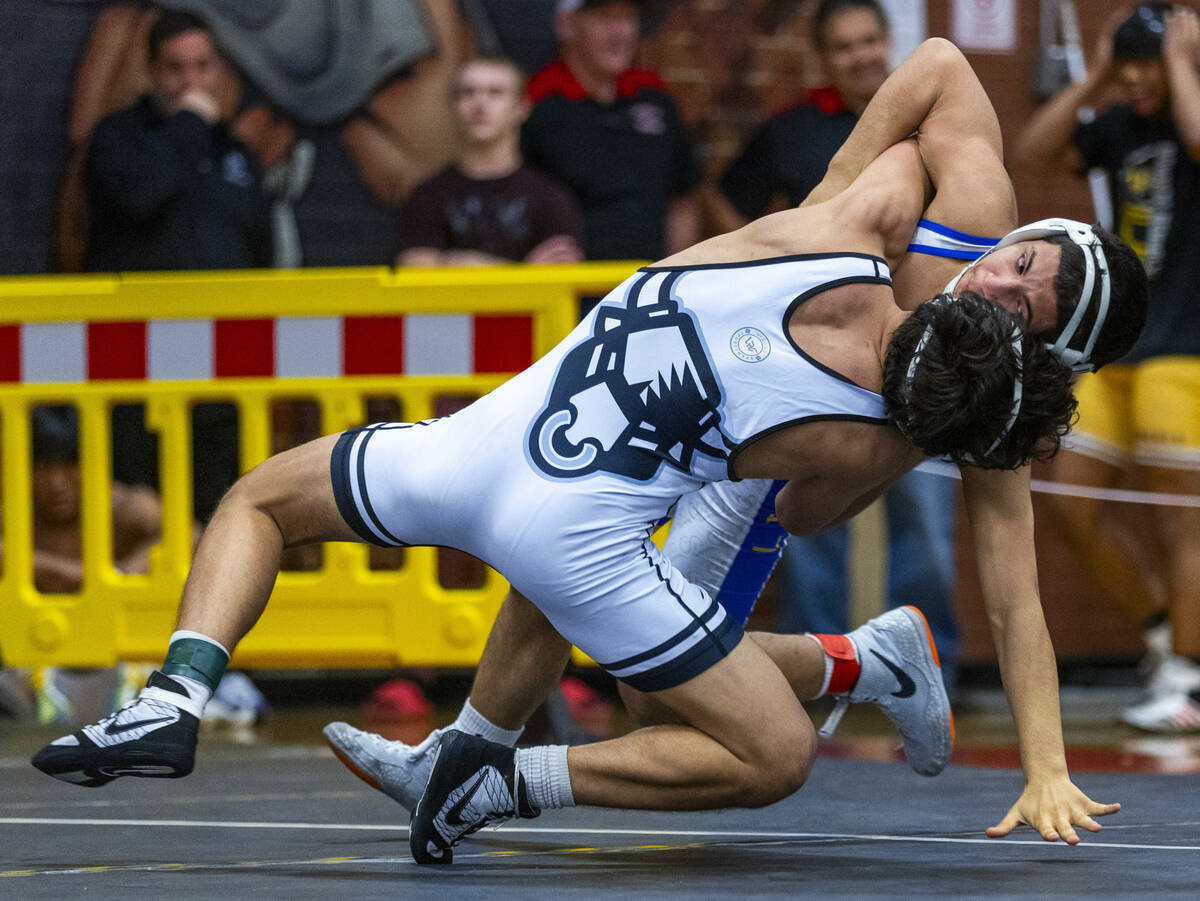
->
xmin=323 ymin=722 xmax=441 ymax=811
xmin=410 ymin=730 xmax=539 ymax=864
xmin=820 ymin=606 xmax=954 ymax=777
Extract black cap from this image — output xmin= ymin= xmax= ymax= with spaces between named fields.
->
xmin=1113 ymin=4 xmax=1170 ymax=60
xmin=31 ymin=405 xmax=79 ymax=463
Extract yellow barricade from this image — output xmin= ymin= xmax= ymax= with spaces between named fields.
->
xmin=0 ymin=263 xmax=637 ymax=668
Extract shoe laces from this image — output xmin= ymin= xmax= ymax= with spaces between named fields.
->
xmin=818 ymin=696 xmax=849 ymax=739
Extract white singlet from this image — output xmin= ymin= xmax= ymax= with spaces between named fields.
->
xmin=332 ymin=254 xmax=891 ymax=690
xmin=666 ymin=221 xmax=1001 ymax=627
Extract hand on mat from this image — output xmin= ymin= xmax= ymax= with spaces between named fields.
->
xmin=986 ymin=776 xmax=1121 ymax=845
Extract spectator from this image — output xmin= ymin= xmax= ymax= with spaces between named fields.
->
xmin=398 ymin=56 xmax=583 ymax=267
xmin=719 ymin=0 xmax=960 ymax=683
xmin=82 ymin=9 xmax=271 ymax=272
xmin=1016 ymin=3 xmax=1200 ymax=731
xmin=28 ymin=406 xmax=163 ymax=593
xmin=714 ymin=0 xmax=891 ymax=230
xmin=521 ymin=0 xmax=702 ymax=260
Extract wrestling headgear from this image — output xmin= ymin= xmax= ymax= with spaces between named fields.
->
xmin=944 ymin=218 xmax=1111 ymax=374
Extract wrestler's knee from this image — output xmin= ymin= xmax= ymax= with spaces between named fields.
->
xmin=212 ymin=435 xmax=350 ymax=546
xmin=738 ymin=713 xmax=816 ymax=807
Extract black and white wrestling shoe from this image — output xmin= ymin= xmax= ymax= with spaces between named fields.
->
xmin=31 ymin=671 xmax=200 ymax=787
xmin=409 ymin=730 xmax=540 ymax=864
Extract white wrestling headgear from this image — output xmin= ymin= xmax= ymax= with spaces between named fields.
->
xmin=944 ymin=218 xmax=1112 ymax=374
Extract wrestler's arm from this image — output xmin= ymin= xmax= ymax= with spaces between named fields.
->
xmin=804 ymin=38 xmax=1002 ymax=207
xmin=961 ymin=466 xmax=1121 ymax=844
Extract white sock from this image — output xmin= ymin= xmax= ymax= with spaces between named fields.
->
xmin=515 ymin=745 xmax=574 ymax=810
xmin=450 ymin=698 xmax=524 ymax=747
xmin=805 ymin=633 xmax=835 ymax=699
xmin=142 ymin=673 xmax=211 ymax=719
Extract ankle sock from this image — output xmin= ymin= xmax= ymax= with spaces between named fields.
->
xmin=806 ymin=633 xmax=862 ymax=698
xmin=450 ymin=698 xmax=524 ymax=747
xmin=515 ymin=745 xmax=574 ymax=810
xmin=162 ymin=631 xmax=230 ymax=691
xmin=140 ymin=672 xmax=211 ymax=719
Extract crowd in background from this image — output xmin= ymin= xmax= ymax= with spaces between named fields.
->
xmin=2 ymin=1 xmax=1199 ymax=737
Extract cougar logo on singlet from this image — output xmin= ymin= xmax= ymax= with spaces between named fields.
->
xmin=528 ymin=279 xmax=731 ymax=481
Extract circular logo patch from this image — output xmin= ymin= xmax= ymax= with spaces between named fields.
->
xmin=731 ymin=326 xmax=771 ymax=363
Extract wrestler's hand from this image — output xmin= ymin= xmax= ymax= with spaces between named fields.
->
xmin=986 ymin=776 xmax=1120 ymax=845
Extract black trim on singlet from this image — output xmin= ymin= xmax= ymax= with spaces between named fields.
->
xmin=727 ymin=413 xmax=893 ymax=481
xmin=782 ymin=274 xmax=894 ymax=391
xmin=638 ymin=250 xmax=889 ymax=274
xmin=658 ymin=268 xmax=681 ymax=303
xmin=613 ymin=618 xmax=744 ymax=692
xmin=330 ymin=425 xmax=411 ymax=548
xmin=593 ymin=539 xmax=744 ymax=692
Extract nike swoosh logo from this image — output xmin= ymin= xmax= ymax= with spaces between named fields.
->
xmin=444 ymin=769 xmax=491 ymax=827
xmin=104 ymin=715 xmax=175 ymax=736
xmin=870 ymin=649 xmax=916 ymax=698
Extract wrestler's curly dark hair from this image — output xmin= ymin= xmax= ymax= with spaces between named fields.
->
xmin=882 ymin=292 xmax=1077 ymax=470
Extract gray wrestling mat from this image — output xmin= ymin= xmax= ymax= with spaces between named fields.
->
xmin=3 ymin=723 xmax=1198 ymax=899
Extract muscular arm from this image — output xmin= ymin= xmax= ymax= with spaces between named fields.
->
xmin=961 ymin=466 xmax=1120 ymax=843
xmin=805 ymin=38 xmax=1003 ymax=207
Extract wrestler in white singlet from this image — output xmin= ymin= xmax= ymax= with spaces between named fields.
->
xmin=332 ymin=253 xmax=892 ymax=690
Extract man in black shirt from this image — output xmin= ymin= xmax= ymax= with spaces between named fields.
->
xmin=521 ymin=0 xmax=701 ymax=260
xmin=398 ymin=56 xmax=582 ymax=266
xmin=83 ymin=10 xmax=270 ymax=273
xmin=714 ymin=0 xmax=891 ymax=230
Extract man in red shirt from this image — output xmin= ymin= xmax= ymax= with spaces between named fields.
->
xmin=521 ymin=0 xmax=702 ymax=260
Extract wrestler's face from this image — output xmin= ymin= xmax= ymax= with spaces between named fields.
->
xmin=33 ymin=461 xmax=80 ymax=525
xmin=559 ymin=1 xmax=641 ymax=81
xmin=454 ymin=61 xmax=528 ymax=146
xmin=151 ymin=29 xmax=219 ymax=108
xmin=953 ymin=240 xmax=1063 ymax=336
xmin=819 ymin=8 xmax=891 ymax=112
xmin=1114 ymin=58 xmax=1168 ymax=117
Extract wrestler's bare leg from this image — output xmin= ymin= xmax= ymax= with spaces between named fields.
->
xmin=620 ymin=631 xmax=827 ymax=727
xmin=175 ymin=434 xmax=359 ymax=649
xmin=568 ymin=637 xmax=815 ymax=809
xmin=468 ymin=589 xmax=573 ymax=731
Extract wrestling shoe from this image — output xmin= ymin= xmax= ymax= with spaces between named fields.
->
xmin=409 ymin=730 xmax=540 ymax=864
xmin=31 ymin=671 xmax=199 ymax=787
xmin=1120 ymin=690 xmax=1200 ymax=734
xmin=323 ymin=722 xmax=442 ymax=811
xmin=821 ymin=606 xmax=954 ymax=777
